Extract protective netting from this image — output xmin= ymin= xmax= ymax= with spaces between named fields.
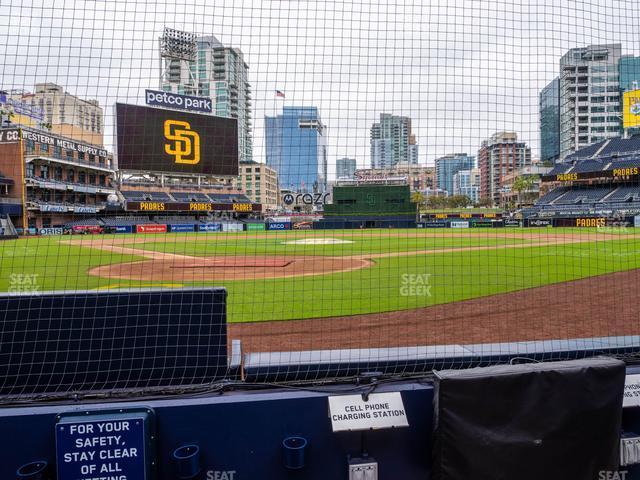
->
xmin=1 ymin=0 xmax=640 ymax=399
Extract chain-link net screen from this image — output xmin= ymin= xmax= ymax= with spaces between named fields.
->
xmin=1 ymin=0 xmax=640 ymax=399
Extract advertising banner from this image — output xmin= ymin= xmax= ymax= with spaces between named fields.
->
xmin=222 ymin=223 xmax=244 ymax=232
xmin=169 ymin=224 xmax=196 ymax=233
xmin=420 ymin=222 xmax=448 ymax=228
xmin=503 ymin=219 xmax=522 ymax=227
xmin=22 ymin=128 xmax=108 ymax=157
xmin=0 ymin=128 xmax=21 ymax=143
xmin=450 ymin=221 xmax=469 ymax=229
xmin=0 ymin=94 xmax=44 ymax=120
xmin=74 ymin=206 xmax=98 ymax=214
xmin=624 ymin=89 xmax=640 ymax=129
xmin=246 ymin=223 xmax=266 ymax=231
xmin=136 ymin=224 xmax=167 ymax=234
xmin=293 ymin=222 xmax=313 ymax=230
xmin=267 ymin=222 xmax=292 ymax=231
xmin=39 ymin=227 xmax=64 ymax=236
xmin=471 ymin=220 xmax=495 ymax=228
xmin=40 ymin=204 xmax=67 ymax=212
xmin=114 ymin=225 xmax=134 ymax=234
xmin=527 ymin=218 xmax=552 ymax=227
xmin=199 ymin=223 xmax=222 ymax=232
xmin=115 ymin=103 xmax=238 ymax=176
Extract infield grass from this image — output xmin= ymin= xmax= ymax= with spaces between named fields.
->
xmin=1 ymin=228 xmax=639 ymax=322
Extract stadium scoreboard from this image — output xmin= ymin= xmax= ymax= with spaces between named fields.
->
xmin=115 ymin=103 xmax=238 ymax=176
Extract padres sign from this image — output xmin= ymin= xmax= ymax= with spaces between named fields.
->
xmin=115 ymin=103 xmax=238 ymax=175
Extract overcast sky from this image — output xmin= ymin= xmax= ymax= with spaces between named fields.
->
xmin=1 ymin=0 xmax=640 ymax=177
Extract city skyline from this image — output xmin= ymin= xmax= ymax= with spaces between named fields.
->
xmin=2 ymin=0 xmax=640 ymax=177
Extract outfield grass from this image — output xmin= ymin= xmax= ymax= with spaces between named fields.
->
xmin=135 ymin=232 xmax=530 ymax=257
xmin=0 ymin=229 xmax=639 ymax=322
xmin=225 ymin=237 xmax=640 ymax=321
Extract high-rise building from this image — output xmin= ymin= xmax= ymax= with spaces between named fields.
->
xmin=352 ymin=163 xmax=434 ymax=191
xmin=336 ymin=158 xmax=357 ymax=179
xmin=370 ymin=113 xmax=419 ymax=168
xmin=452 ymin=168 xmax=480 ymax=203
xmin=619 ymin=55 xmax=640 ymax=136
xmin=619 ymin=55 xmax=640 ymax=93
xmin=160 ymin=33 xmax=253 ymax=162
xmin=265 ymin=106 xmax=327 ymax=192
xmin=4 ymin=83 xmax=104 ymax=146
xmin=478 ymin=132 xmax=531 ymax=205
xmin=539 ymin=77 xmax=561 ymax=163
xmin=559 ymin=44 xmax=622 ymax=159
xmin=236 ymin=160 xmax=279 ymax=212
xmin=434 ymin=153 xmax=475 ymax=196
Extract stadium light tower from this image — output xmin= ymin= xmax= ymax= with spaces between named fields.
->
xmin=159 ymin=27 xmax=198 ymax=94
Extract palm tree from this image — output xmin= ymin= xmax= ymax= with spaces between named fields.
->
xmin=411 ymin=192 xmax=424 ymax=205
xmin=410 ymin=191 xmax=425 ymax=222
xmin=512 ymin=175 xmax=536 ymax=207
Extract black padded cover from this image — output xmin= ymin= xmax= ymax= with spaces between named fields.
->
xmin=433 ymin=357 xmax=625 ymax=480
xmin=0 ymin=288 xmax=228 ymax=396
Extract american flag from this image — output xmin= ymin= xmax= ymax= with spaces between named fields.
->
xmin=275 ymin=90 xmax=285 ymax=98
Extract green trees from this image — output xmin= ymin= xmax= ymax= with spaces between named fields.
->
xmin=511 ymin=175 xmax=538 ymax=207
xmin=424 ymin=194 xmax=472 ymax=210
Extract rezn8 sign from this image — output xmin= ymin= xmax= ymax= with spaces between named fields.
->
xmin=283 ymin=192 xmax=330 ymax=206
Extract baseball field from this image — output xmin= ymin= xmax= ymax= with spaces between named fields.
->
xmin=2 ymin=227 xmax=640 ymax=351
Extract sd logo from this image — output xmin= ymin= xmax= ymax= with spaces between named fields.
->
xmin=164 ymin=120 xmax=200 ymax=165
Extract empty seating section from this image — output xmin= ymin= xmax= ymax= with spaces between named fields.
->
xmin=121 ymin=191 xmax=148 ymax=200
xmin=603 ymin=158 xmax=640 ymax=170
xmin=208 ymin=193 xmax=251 ymax=203
xmin=536 ymin=187 xmax=569 ymax=205
xmin=64 ymin=218 xmax=102 ymax=226
xmin=546 ymin=164 xmax=572 ymax=175
xmin=121 ymin=191 xmax=172 ymax=201
xmin=603 ymin=185 xmax=640 ymax=203
xmin=571 ymin=160 xmax=606 ymax=173
xmin=598 ymin=136 xmax=640 ymax=157
xmin=533 ymin=185 xmax=640 ymax=217
xmin=563 ymin=140 xmax=608 ymax=161
xmin=170 ymin=192 xmax=211 ymax=202
xmin=121 ymin=191 xmax=253 ymax=203
xmin=553 ymin=187 xmax=610 ymax=204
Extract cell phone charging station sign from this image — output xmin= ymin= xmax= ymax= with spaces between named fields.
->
xmin=328 ymin=392 xmax=409 ymax=432
xmin=56 ymin=409 xmax=155 ymax=480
